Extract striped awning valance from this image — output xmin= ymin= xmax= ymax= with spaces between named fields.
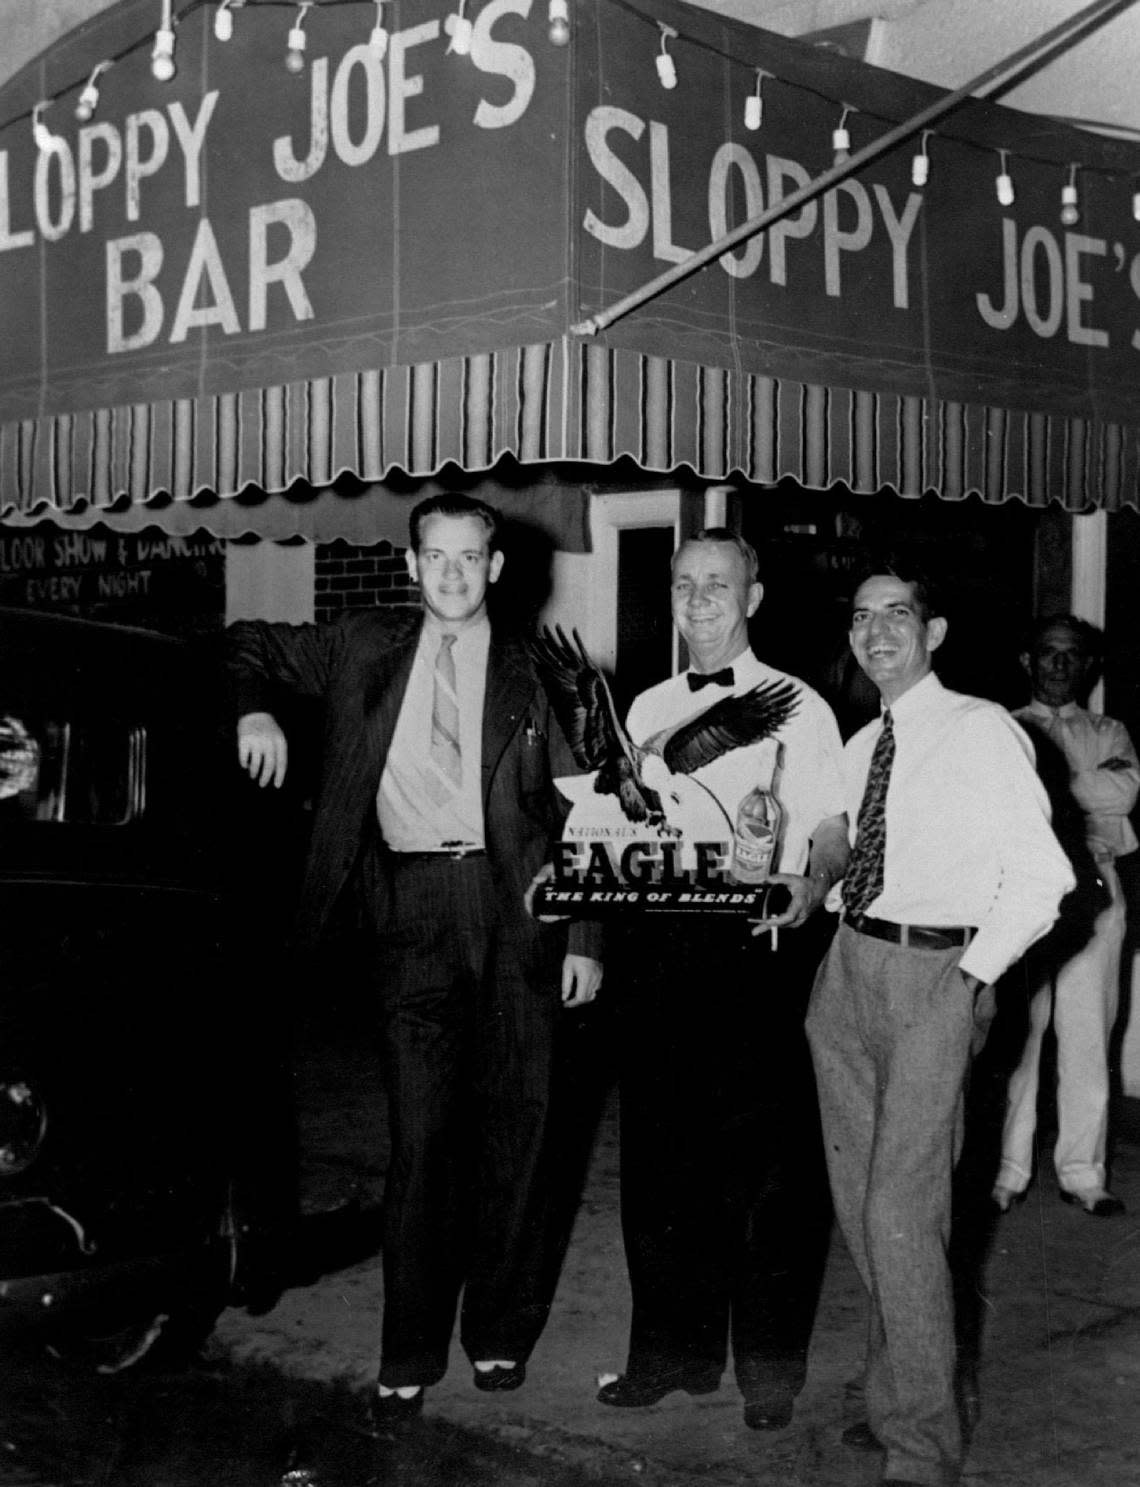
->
xmin=3 ymin=338 xmax=1137 ymax=537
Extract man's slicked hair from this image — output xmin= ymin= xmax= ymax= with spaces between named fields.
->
xmin=409 ymin=492 xmax=502 ymax=552
xmin=677 ymin=528 xmax=760 ymax=585
xmin=850 ymin=548 xmax=943 ymax=624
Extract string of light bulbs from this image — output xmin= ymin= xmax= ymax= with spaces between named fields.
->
xmin=609 ymin=0 xmax=1140 ymax=226
xmin=9 ymin=0 xmax=1140 ymax=225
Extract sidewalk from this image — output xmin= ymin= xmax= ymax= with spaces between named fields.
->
xmin=214 ymin=1008 xmax=1140 ymax=1487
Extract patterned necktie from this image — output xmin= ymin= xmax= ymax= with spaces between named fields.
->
xmin=429 ymin=633 xmax=462 ymax=792
xmin=843 ymin=709 xmax=895 ymax=916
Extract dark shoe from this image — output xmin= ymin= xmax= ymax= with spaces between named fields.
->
xmin=1059 ymin=1188 xmax=1125 ymax=1218
xmin=473 ymin=1362 xmax=526 ymax=1392
xmin=743 ymin=1397 xmax=794 ymax=1431
xmin=370 ymin=1388 xmax=424 ymax=1432
xmin=597 ymin=1369 xmax=720 ymax=1408
xmin=841 ymin=1420 xmax=883 ymax=1453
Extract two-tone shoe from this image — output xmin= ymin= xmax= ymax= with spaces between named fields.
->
xmin=1059 ymin=1187 xmax=1125 ymax=1218
xmin=597 ymin=1368 xmax=720 ymax=1408
xmin=370 ymin=1387 xmax=425 ymax=1432
xmin=473 ymin=1362 xmax=526 ymax=1392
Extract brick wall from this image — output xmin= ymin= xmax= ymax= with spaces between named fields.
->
xmin=314 ymin=539 xmax=417 ymax=622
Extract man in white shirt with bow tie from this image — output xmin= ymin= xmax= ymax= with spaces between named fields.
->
xmin=598 ymin=529 xmax=848 ymax=1432
xmin=992 ymin=616 xmax=1139 ymax=1218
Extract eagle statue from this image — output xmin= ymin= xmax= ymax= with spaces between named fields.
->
xmin=528 ymin=626 xmax=800 ymax=835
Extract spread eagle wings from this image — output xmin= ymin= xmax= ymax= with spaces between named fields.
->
xmin=527 ymin=625 xmax=800 ymax=827
xmin=527 ymin=625 xmax=660 ymax=824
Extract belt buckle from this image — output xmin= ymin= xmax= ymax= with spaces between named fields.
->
xmin=441 ymin=842 xmax=475 ymax=860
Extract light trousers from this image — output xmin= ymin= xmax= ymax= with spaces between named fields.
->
xmin=997 ymin=858 xmax=1125 ymax=1196
xmin=807 ymin=922 xmax=978 ymax=1487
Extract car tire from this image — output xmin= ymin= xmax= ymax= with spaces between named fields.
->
xmin=50 ymin=1224 xmax=238 ymax=1375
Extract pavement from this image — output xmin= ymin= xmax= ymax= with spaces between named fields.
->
xmin=213 ymin=992 xmax=1140 ymax=1487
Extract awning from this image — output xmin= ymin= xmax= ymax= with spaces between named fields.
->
xmin=2 ymin=0 xmax=1140 ymax=539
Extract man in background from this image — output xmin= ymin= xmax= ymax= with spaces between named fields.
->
xmin=807 ymin=558 xmax=1073 ymax=1487
xmin=228 ymin=493 xmax=602 ymax=1426
xmin=992 ymin=616 xmax=1138 ymax=1218
xmin=598 ymin=529 xmax=848 ymax=1432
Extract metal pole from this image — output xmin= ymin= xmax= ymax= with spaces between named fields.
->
xmin=572 ymin=0 xmax=1140 ymax=337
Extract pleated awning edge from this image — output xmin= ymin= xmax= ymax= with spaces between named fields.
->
xmin=3 ymin=341 xmax=1138 ymax=542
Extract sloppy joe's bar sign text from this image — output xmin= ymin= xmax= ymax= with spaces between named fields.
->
xmin=1 ymin=7 xmax=534 ymax=356
xmin=1 ymin=0 xmax=1137 ymax=425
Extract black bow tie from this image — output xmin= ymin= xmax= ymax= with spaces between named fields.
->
xmin=688 ymin=667 xmax=734 ymax=691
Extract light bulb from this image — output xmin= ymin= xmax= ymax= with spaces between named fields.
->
xmin=996 ymin=172 xmax=1014 ymax=207
xmin=445 ymin=3 xmax=473 ymax=55
xmin=1060 ymin=182 xmax=1079 ymax=227
xmin=548 ymin=0 xmax=570 ymax=45
xmin=286 ymin=24 xmax=307 ymax=72
xmin=1133 ymin=189 xmax=1140 ymax=223
xmin=32 ymin=114 xmax=56 ymax=154
xmin=75 ymin=82 xmax=99 ymax=121
xmin=369 ymin=23 xmax=389 ymax=57
xmin=744 ymin=93 xmax=762 ymax=131
xmin=151 ymin=27 xmax=176 ymax=81
xmin=911 ymin=153 xmax=928 ymax=187
xmin=215 ymin=5 xmax=234 ymax=41
xmin=656 ymin=51 xmax=676 ymax=89
xmin=832 ymin=126 xmax=850 ymax=163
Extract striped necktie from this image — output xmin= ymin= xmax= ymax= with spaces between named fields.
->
xmin=430 ymin=632 xmax=462 ymax=792
xmin=843 ymin=709 xmax=895 ymax=917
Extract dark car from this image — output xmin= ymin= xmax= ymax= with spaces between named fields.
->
xmin=0 ymin=608 xmax=292 ymax=1371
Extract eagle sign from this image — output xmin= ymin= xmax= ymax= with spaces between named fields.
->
xmin=528 ymin=626 xmax=800 ymax=841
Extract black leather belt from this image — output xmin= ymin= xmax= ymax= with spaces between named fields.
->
xmin=844 ymin=912 xmax=976 ymax=950
xmin=395 ymin=845 xmax=486 ymax=861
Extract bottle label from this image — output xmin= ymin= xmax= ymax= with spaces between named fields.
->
xmin=732 ymin=825 xmax=775 ymax=883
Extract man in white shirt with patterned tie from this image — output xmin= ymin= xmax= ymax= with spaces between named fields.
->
xmin=992 ymin=616 xmax=1139 ymax=1218
xmin=806 ymin=559 xmax=1073 ymax=1487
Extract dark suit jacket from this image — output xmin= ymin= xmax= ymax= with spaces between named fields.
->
xmin=227 ymin=608 xmax=601 ymax=964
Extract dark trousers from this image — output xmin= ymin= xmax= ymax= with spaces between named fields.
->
xmin=615 ymin=917 xmax=832 ymax=1401
xmin=368 ymin=851 xmax=560 ymax=1388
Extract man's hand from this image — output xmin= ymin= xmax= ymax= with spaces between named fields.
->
xmin=561 ymin=954 xmax=602 ymax=1007
xmin=748 ymin=813 xmax=848 ymax=937
xmin=524 ymin=861 xmax=569 ymax=922
xmin=968 ymin=977 xmax=995 ymax=1057
xmin=748 ymin=870 xmax=828 ymax=934
xmin=237 ymin=711 xmax=288 ymax=788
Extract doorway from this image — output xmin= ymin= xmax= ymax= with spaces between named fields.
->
xmin=739 ymin=482 xmax=1043 ymax=736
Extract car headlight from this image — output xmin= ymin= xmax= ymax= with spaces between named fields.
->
xmin=0 ymin=1075 xmax=48 ymax=1175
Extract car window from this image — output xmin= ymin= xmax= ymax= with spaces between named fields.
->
xmin=0 ymin=711 xmax=146 ymax=826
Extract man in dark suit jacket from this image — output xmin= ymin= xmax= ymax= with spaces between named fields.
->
xmin=227 ymin=493 xmax=602 ymax=1426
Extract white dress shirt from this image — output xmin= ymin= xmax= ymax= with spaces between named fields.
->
xmin=1015 ymin=699 xmax=1139 ymax=863
xmin=842 ymin=672 xmax=1075 ymax=986
xmin=626 ymin=648 xmax=846 ymax=876
xmin=377 ymin=618 xmax=490 ymax=850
